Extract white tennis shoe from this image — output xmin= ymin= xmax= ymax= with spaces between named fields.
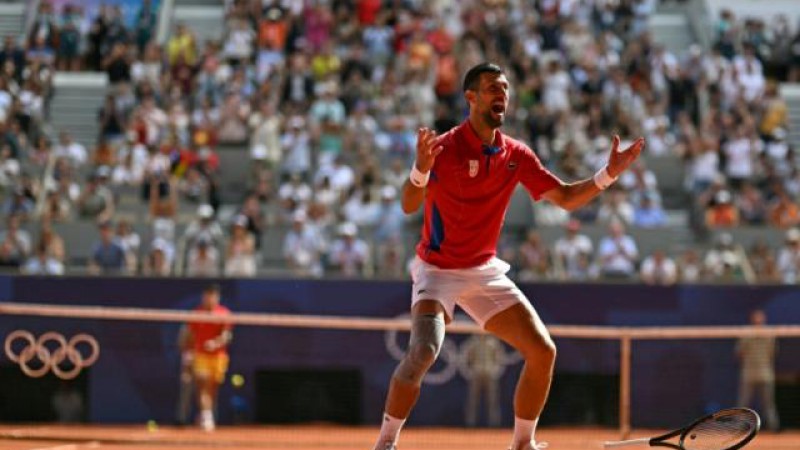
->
xmin=509 ymin=441 xmax=548 ymax=450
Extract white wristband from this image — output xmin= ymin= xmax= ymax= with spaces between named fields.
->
xmin=593 ymin=167 xmax=618 ymax=190
xmin=409 ymin=164 xmax=430 ymax=188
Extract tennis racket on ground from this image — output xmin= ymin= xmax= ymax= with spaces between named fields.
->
xmin=604 ymin=408 xmax=760 ymax=450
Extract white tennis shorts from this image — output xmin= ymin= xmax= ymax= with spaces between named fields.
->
xmin=410 ymin=256 xmax=532 ymax=328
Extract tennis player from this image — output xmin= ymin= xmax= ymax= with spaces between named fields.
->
xmin=373 ymin=63 xmax=644 ymax=450
xmin=187 ymin=283 xmax=233 ymax=432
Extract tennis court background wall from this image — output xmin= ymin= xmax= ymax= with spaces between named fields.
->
xmin=0 ymin=276 xmax=798 ymax=428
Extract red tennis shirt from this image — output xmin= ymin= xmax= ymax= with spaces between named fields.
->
xmin=415 ymin=121 xmax=562 ymax=269
xmin=189 ymin=304 xmax=232 ymax=356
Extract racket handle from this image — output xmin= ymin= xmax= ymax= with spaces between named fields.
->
xmin=603 ymin=438 xmax=651 ymax=448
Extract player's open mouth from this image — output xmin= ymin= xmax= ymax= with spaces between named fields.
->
xmin=491 ymin=104 xmax=506 ymax=115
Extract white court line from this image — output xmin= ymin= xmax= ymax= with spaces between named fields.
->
xmin=31 ymin=442 xmax=100 ymax=450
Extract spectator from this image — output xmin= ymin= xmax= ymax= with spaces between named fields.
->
xmin=375 ymin=235 xmax=406 ymax=279
xmin=328 ymin=222 xmax=370 ymax=277
xmin=38 ymin=221 xmax=65 ymax=263
xmin=705 ymin=189 xmax=740 ymax=229
xmin=98 ymin=94 xmax=126 ymax=142
xmin=736 ymin=182 xmax=767 ymax=225
xmin=217 ymin=92 xmax=250 ymax=144
xmin=553 ymin=219 xmax=594 ymax=281
xmin=633 ymin=193 xmax=667 ymax=228
xmin=148 ymin=175 xmax=178 ymax=246
xmin=39 ymin=188 xmax=72 ymax=223
xmin=342 ymin=188 xmax=381 ymax=228
xmin=277 ymin=172 xmax=312 ymax=216
xmin=224 ymin=215 xmax=256 ymax=277
xmin=178 ymin=166 xmax=211 ymax=204
xmin=76 ymin=171 xmax=115 ymax=223
xmin=517 ymin=229 xmax=552 ymax=282
xmin=53 ymin=131 xmax=87 ymax=167
xmin=748 ymin=239 xmax=781 ymax=283
xmin=676 ymin=248 xmax=703 ymax=283
xmin=704 ymin=232 xmax=746 ymax=282
xmin=776 ymin=228 xmax=800 ymax=283
xmin=248 ymin=101 xmax=282 ymax=168
xmin=722 ymin=125 xmax=757 ymax=190
xmin=167 ymin=23 xmax=197 ymax=66
xmin=0 ymin=214 xmax=31 ymax=268
xmin=102 ymin=43 xmax=132 ymax=88
xmin=22 ymin=241 xmax=64 ymax=275
xmin=640 ymin=249 xmax=678 ymax=285
xmin=597 ymin=187 xmax=634 ymax=225
xmin=373 ymin=185 xmax=405 ymax=243
xmin=238 ymin=194 xmax=265 ymax=249
xmin=2 ymin=185 xmax=35 ymax=220
xmin=115 ymin=219 xmax=140 ymax=270
xmin=767 ymin=187 xmax=800 ymax=229
xmin=57 ymin=3 xmax=83 ymax=72
xmin=282 ymin=209 xmax=325 ymax=278
xmin=142 ymin=244 xmax=171 ymax=277
xmin=280 ymin=115 xmax=312 ymax=178
xmin=596 ymin=220 xmax=639 ymax=280
xmin=183 ymin=203 xmax=224 ymax=247
xmin=131 ymin=42 xmax=163 ymax=88
xmin=133 ymin=0 xmax=157 ymax=53
xmin=88 ymin=221 xmax=128 ymax=275
xmin=185 ymin=237 xmax=220 ymax=277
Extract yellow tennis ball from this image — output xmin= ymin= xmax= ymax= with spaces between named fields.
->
xmin=147 ymin=420 xmax=158 ymax=432
xmin=231 ymin=373 xmax=245 ymax=387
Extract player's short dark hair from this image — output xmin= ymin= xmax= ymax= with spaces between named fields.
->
xmin=204 ymin=283 xmax=221 ymax=294
xmin=462 ymin=63 xmax=505 ymax=92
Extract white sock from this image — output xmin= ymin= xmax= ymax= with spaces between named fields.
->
xmin=511 ymin=416 xmax=538 ymax=447
xmin=377 ymin=413 xmax=406 ymax=446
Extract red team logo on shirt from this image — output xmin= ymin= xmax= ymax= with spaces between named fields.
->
xmin=469 ymin=160 xmax=479 ymax=177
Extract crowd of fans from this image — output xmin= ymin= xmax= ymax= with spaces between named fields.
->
xmin=0 ymin=0 xmax=799 ymax=284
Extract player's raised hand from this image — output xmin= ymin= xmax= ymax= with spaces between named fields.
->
xmin=606 ymin=135 xmax=645 ymax=178
xmin=415 ymin=127 xmax=444 ymax=173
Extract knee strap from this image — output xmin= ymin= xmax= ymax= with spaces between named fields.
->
xmin=394 ymin=313 xmax=446 ymax=385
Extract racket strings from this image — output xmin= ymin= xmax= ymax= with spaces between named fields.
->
xmin=682 ymin=411 xmax=759 ymax=450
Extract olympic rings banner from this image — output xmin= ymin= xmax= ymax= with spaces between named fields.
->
xmin=4 ymin=330 xmax=99 ymax=380
xmin=0 ymin=276 xmax=799 ymax=427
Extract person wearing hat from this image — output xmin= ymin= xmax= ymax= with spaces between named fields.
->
xmin=328 ymin=221 xmax=370 ymax=277
xmin=374 ymin=185 xmax=405 ymax=243
xmin=704 ymin=189 xmax=740 ymax=229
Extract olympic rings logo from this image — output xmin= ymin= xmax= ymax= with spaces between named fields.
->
xmin=4 ymin=330 xmax=100 ymax=380
xmin=384 ymin=314 xmax=522 ymax=385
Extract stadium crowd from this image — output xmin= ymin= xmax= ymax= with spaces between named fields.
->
xmin=0 ymin=0 xmax=799 ymax=284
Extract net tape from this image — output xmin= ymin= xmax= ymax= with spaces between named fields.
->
xmin=2 ymin=302 xmax=800 ymax=339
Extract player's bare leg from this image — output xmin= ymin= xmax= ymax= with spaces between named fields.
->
xmin=196 ymin=375 xmax=219 ymax=431
xmin=484 ymin=303 xmax=556 ymax=450
xmin=374 ymin=300 xmax=447 ymax=450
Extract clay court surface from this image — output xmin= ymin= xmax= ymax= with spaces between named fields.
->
xmin=0 ymin=425 xmax=795 ymax=450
